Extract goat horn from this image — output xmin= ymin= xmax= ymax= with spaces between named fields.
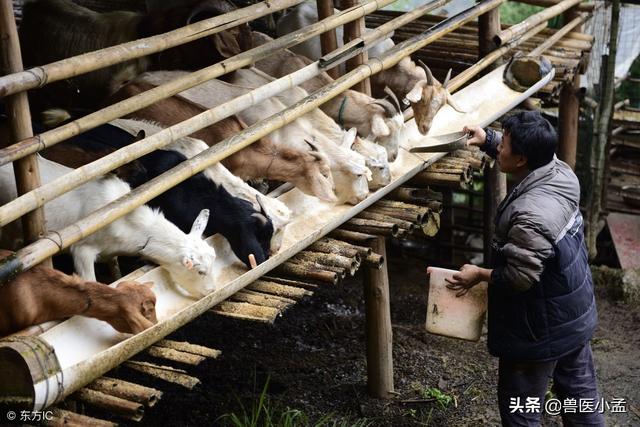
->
xmin=372 ymin=99 xmax=397 ymax=118
xmin=256 ymin=194 xmax=267 ymax=216
xmin=248 ymin=254 xmax=258 ymax=269
xmin=383 ymin=86 xmax=402 ymax=114
xmin=443 ymin=68 xmax=453 ymax=88
xmin=418 ymin=59 xmax=435 ymax=85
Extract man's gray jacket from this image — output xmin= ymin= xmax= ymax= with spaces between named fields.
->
xmin=483 ymin=129 xmax=597 ymax=361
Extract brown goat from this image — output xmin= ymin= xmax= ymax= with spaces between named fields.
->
xmin=0 ymin=250 xmax=157 ymax=337
xmin=19 ymin=0 xmax=252 ymax=111
xmin=107 ymin=80 xmax=336 ymax=200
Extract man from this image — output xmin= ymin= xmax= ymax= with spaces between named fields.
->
xmin=445 ymin=111 xmax=604 ymax=426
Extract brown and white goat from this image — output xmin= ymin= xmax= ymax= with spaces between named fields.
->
xmin=107 ymin=81 xmax=336 ymax=202
xmin=19 ymin=0 xmax=252 ymax=111
xmin=0 ymin=249 xmax=157 ymax=337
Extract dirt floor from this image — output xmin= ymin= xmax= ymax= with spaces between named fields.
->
xmin=101 ymin=250 xmax=640 ymax=427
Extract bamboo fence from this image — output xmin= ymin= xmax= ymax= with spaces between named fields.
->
xmin=0 ymin=0 xmax=510 ymax=283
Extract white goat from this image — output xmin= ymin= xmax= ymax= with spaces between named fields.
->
xmin=0 ymin=157 xmax=217 ymax=299
xmin=139 ymin=71 xmax=372 ymax=205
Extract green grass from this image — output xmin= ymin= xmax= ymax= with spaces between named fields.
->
xmin=218 ymin=376 xmax=376 ymax=427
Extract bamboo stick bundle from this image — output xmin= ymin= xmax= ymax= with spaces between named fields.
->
xmin=494 ymin=0 xmax=581 ymax=46
xmin=44 ymin=409 xmax=116 ymax=427
xmin=292 ymin=250 xmax=356 ymax=272
xmin=146 ymin=345 xmax=206 ymax=365
xmin=249 ymin=280 xmax=314 ymax=299
xmin=261 ymin=275 xmax=319 ymax=291
xmin=211 ymin=301 xmax=280 ymax=324
xmin=451 ymin=150 xmax=485 ymax=170
xmin=286 ymin=257 xmax=348 ymax=279
xmin=155 ymin=339 xmax=221 ymax=359
xmin=389 ymin=187 xmax=443 ymax=204
xmin=318 ymin=237 xmax=372 ymax=260
xmin=72 ymin=388 xmax=144 ymax=422
xmin=308 ymin=239 xmax=360 ymax=260
xmin=431 ymin=157 xmax=472 ymax=169
xmin=274 ymin=261 xmax=341 ymax=284
xmin=123 ymin=361 xmax=200 ymax=389
xmin=373 ymin=200 xmax=430 ymax=222
xmin=342 ymin=218 xmax=400 ymax=237
xmin=87 ymin=377 xmax=162 ymax=408
xmin=230 ymin=289 xmax=296 ymax=310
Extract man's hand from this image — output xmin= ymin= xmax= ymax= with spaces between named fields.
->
xmin=445 ymin=264 xmax=491 ymax=297
xmin=463 ymin=125 xmax=486 ymax=147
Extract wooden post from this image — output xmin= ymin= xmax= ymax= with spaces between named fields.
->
xmin=342 ymin=0 xmax=371 ymax=95
xmin=363 ymin=236 xmax=394 ymax=398
xmin=317 ymin=0 xmax=340 ymax=79
xmin=0 ymin=1 xmax=50 ymax=264
xmin=478 ymin=7 xmax=506 ymax=266
xmin=557 ymin=4 xmax=583 ymax=170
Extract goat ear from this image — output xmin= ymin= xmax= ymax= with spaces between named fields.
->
xmin=342 ymin=128 xmax=358 ymax=148
xmin=446 ymin=92 xmax=467 ymax=114
xmin=304 ymin=139 xmax=319 ymax=152
xmin=405 ymin=81 xmax=425 ymax=103
xmin=141 ymin=281 xmax=155 ymax=289
xmin=251 ymin=212 xmax=269 ymax=227
xmin=213 ymin=31 xmax=242 ymax=59
xmin=371 ymin=115 xmax=391 ymax=137
xmin=190 ymin=209 xmax=210 ymax=237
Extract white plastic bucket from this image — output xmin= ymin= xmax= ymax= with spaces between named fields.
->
xmin=425 ymin=267 xmax=488 ymax=342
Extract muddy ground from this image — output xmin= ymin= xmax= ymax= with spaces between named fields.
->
xmin=102 ymin=250 xmax=640 ymax=427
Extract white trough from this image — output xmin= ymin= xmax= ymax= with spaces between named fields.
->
xmin=0 ymin=65 xmax=554 ymax=410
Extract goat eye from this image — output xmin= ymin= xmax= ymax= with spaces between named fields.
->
xmin=198 ymin=270 xmax=206 ymax=276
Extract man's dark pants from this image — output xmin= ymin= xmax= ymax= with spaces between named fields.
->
xmin=498 ymin=342 xmax=605 ymax=426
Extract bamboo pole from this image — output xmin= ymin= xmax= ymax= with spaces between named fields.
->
xmin=230 ymin=290 xmax=295 ymax=310
xmin=146 ymin=346 xmax=206 ymax=365
xmin=364 ymin=252 xmax=384 ymax=268
xmin=0 ymin=1 xmax=49 ymax=260
xmin=261 ymin=275 xmax=319 ymax=291
xmin=529 ymin=14 xmax=589 ymax=56
xmin=275 ymin=260 xmax=342 ymax=283
xmin=317 ymin=0 xmax=340 ymax=79
xmin=73 ymin=388 xmax=144 ymax=422
xmin=87 ymin=377 xmax=162 ymax=408
xmin=156 ymin=339 xmax=221 ymax=359
xmin=357 ymin=211 xmax=417 ymax=231
xmin=248 ymin=280 xmax=314 ymax=299
xmin=0 ymin=0 xmax=304 ymax=98
xmin=493 ymin=0 xmax=581 ymax=46
xmin=0 ymin=0 xmax=399 ymax=169
xmin=292 ymin=250 xmax=357 ymax=272
xmin=123 ymin=361 xmax=200 ymax=389
xmin=211 ymin=301 xmax=280 ymax=323
xmin=588 ymin=0 xmax=619 ymax=257
xmin=516 ymin=0 xmax=595 ymax=13
xmin=309 ymin=239 xmax=361 ymax=259
xmin=343 ymin=217 xmax=400 ymax=237
xmin=343 ymin=0 xmax=371 ymax=94
xmin=329 ymin=229 xmax=377 ymax=245
xmin=363 ymin=235 xmax=393 ymax=398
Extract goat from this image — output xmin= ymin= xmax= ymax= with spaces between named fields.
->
xmin=0 ymin=157 xmax=217 ymax=299
xmin=273 ymin=5 xmax=465 ymax=135
xmin=140 ymin=70 xmax=375 ymax=205
xmin=107 ymin=80 xmax=336 ymax=203
xmin=0 ymin=249 xmax=157 ymax=336
xmin=35 ymin=118 xmax=277 ymax=268
xmin=252 ymin=31 xmax=405 ymax=161
xmin=231 ymin=67 xmax=390 ymax=190
xmin=19 ymin=0 xmax=252 ymax=111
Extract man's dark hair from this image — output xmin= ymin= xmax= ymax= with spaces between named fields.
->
xmin=501 ymin=111 xmax=557 ymax=169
